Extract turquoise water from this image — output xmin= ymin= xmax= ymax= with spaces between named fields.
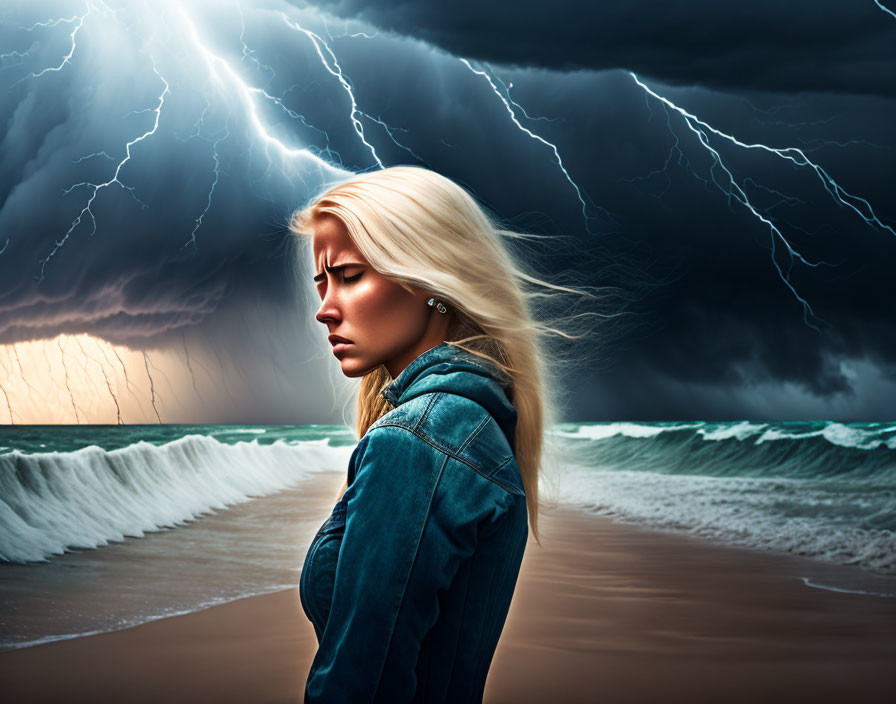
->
xmin=0 ymin=424 xmax=359 ymax=455
xmin=1 ymin=421 xmax=894 ymax=651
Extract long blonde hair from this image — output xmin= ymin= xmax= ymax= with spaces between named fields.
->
xmin=290 ymin=165 xmax=606 ymax=545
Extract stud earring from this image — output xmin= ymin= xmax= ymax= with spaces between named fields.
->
xmin=426 ymin=296 xmax=448 ymax=314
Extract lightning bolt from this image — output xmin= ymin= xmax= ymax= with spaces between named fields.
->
xmin=76 ymin=337 xmax=121 ymax=424
xmin=320 ymin=16 xmax=379 ymax=42
xmin=184 ymin=127 xmax=229 ymax=250
xmin=630 ymin=72 xmax=896 ymax=333
xmin=142 ymin=350 xmax=162 ymax=424
xmin=181 ymin=332 xmax=202 ymax=401
xmin=12 ymin=345 xmax=40 ymax=398
xmin=238 ymin=6 xmax=275 ymax=83
xmin=281 ymin=12 xmax=384 ymax=168
xmin=460 ymin=58 xmax=605 ymax=234
xmin=106 ymin=342 xmax=142 ymax=410
xmin=176 ymin=6 xmax=351 ymax=181
xmin=183 ymin=332 xmax=216 ymax=392
xmin=241 ymin=86 xmax=344 ymax=169
xmin=37 ymin=62 xmax=170 ymax=282
xmin=0 ymin=354 xmax=17 ymax=424
xmin=93 ymin=338 xmax=131 ymax=421
xmin=71 ymin=337 xmax=100 ymax=412
xmin=11 ymin=1 xmax=91 ymax=87
xmin=315 ymin=25 xmax=427 ymax=162
xmin=741 ymin=102 xmax=883 ymax=154
xmin=623 ymin=103 xmax=694 ymax=199
xmin=100 ymin=360 xmax=122 ymax=424
xmin=874 ymin=1 xmax=896 ymax=20
xmin=19 ymin=12 xmax=82 ymax=30
xmin=145 ymin=352 xmax=181 ymax=411
xmin=797 ymin=137 xmax=886 ymax=154
xmin=742 ymin=178 xmax=807 ymax=212
xmin=364 ymin=114 xmax=429 ymax=164
xmin=57 ymin=337 xmax=82 ymax=423
xmin=224 ymin=8 xmax=358 ymax=202
xmin=0 ymin=49 xmax=28 ymax=70
xmin=0 ymin=239 xmax=8 ymax=256
xmin=503 ymin=79 xmax=563 ymax=124
xmin=72 ymin=151 xmax=115 ymax=164
xmin=631 ymin=74 xmax=895 ymax=239
xmin=324 ymin=23 xmax=378 ymax=41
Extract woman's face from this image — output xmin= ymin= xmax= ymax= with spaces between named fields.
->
xmin=311 ymin=214 xmax=441 ymax=378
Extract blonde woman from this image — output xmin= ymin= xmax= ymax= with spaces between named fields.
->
xmin=290 ymin=165 xmax=586 ymax=703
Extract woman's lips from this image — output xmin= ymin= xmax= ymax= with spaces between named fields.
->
xmin=332 ymin=342 xmax=352 ymax=355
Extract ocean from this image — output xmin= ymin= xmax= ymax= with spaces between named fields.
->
xmin=1 ymin=421 xmax=894 ymax=651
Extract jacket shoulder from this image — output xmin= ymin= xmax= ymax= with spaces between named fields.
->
xmin=369 ymin=393 xmax=524 ymax=496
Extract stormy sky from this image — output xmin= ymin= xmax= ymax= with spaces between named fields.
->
xmin=1 ymin=0 xmax=895 ymax=424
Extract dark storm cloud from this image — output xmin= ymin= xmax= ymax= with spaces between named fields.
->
xmin=308 ymin=0 xmax=896 ymax=97
xmin=1 ymin=1 xmax=894 ymax=420
xmin=566 ymin=352 xmax=896 ymax=422
xmin=0 ymin=2 xmax=348 ymax=347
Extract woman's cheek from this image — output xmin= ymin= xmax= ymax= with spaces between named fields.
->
xmin=351 ymin=282 xmax=385 ymax=319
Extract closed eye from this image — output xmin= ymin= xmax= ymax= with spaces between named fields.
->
xmin=342 ymin=270 xmax=363 ymax=283
xmin=312 ymin=262 xmax=365 ymax=284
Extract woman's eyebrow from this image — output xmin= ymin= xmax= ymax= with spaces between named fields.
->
xmin=312 ymin=262 xmax=362 ymax=282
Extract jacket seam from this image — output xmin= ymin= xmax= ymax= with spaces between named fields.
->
xmin=458 ymin=413 xmax=490 ymax=453
xmin=414 ymin=391 xmax=441 ymax=432
xmin=488 ymin=455 xmax=514 ymax=477
xmin=372 ymin=422 xmax=522 ymax=495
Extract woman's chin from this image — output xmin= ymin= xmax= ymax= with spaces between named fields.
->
xmin=337 ymin=356 xmax=372 ymax=378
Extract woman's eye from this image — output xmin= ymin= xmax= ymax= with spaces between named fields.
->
xmin=342 ymin=271 xmax=362 ymax=283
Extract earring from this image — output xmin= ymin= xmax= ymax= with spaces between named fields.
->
xmin=426 ymin=296 xmax=448 ymax=314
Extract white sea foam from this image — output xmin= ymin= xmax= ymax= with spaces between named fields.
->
xmin=754 ymin=427 xmax=821 ymax=444
xmin=553 ymin=422 xmax=702 ymax=441
xmin=0 ymin=435 xmax=354 ymax=563
xmin=551 ymin=420 xmax=896 ymax=452
xmin=699 ymin=421 xmax=767 ymax=441
xmin=822 ymin=423 xmax=889 ymax=450
xmin=754 ymin=422 xmax=895 ymax=450
xmin=2 ymin=584 xmax=301 ymax=651
xmin=800 ymin=577 xmax=896 ymax=598
xmin=541 ymin=460 xmax=896 ymax=574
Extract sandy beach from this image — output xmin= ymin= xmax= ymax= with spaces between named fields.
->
xmin=2 ymin=471 xmax=895 ymax=703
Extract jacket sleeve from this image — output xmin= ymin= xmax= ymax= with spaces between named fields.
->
xmin=304 ymin=424 xmax=507 ymax=703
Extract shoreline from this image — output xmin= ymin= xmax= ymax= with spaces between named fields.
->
xmin=0 ymin=584 xmax=303 ymax=653
xmin=3 ymin=491 xmax=895 ymax=703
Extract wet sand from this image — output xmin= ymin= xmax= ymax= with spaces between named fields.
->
xmin=2 ymin=472 xmax=895 ymax=703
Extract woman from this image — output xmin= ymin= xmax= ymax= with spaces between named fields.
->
xmin=289 ymin=165 xmax=575 ymax=703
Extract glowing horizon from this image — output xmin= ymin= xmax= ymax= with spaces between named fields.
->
xmin=0 ymin=333 xmax=217 ymax=424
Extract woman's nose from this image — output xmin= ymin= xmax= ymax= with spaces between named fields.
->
xmin=315 ymin=290 xmax=341 ymax=326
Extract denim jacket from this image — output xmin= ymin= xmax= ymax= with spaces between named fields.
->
xmin=299 ymin=341 xmax=529 ymax=703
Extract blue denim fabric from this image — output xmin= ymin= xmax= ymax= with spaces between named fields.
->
xmin=299 ymin=342 xmax=529 ymax=703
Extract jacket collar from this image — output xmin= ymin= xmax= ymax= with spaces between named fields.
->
xmin=380 ymin=342 xmax=517 ymax=444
